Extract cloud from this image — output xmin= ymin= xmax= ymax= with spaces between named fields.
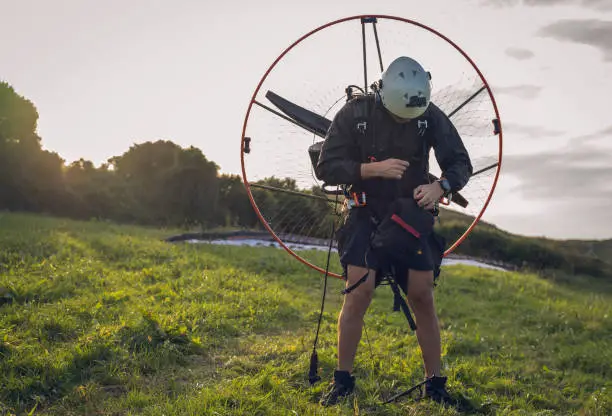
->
xmin=538 ymin=19 xmax=612 ymax=61
xmin=502 ymin=135 xmax=612 ymax=202
xmin=525 ymin=0 xmax=612 ymax=10
xmin=505 ymin=47 xmax=535 ymax=60
xmin=501 ymin=122 xmax=564 ymax=137
xmin=494 ymin=85 xmax=543 ymax=99
xmin=568 ymin=125 xmax=612 ymax=146
xmin=482 ymin=0 xmax=612 ymax=11
xmin=489 ymin=198 xmax=612 ymax=239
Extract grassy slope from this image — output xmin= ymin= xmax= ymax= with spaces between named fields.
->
xmin=0 ymin=212 xmax=611 ymax=416
xmin=562 ymin=239 xmax=612 ymax=264
xmin=437 ymin=207 xmax=612 ymax=266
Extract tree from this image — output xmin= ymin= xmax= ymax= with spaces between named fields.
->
xmin=217 ymin=174 xmax=257 ymax=227
xmin=0 ymin=82 xmax=64 ymax=213
xmin=108 ymin=140 xmax=220 ymax=226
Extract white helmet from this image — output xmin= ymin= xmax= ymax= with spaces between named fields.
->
xmin=379 ymin=56 xmax=431 ymax=120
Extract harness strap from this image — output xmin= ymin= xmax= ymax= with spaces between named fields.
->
xmin=383 ymin=272 xmax=418 ymax=331
xmin=341 ymin=271 xmax=370 ymax=295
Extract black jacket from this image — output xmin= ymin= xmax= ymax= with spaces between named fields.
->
xmin=315 ymin=94 xmax=473 ymax=199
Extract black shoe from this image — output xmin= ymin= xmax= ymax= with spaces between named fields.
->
xmin=424 ymin=376 xmax=456 ymax=406
xmin=319 ymin=370 xmax=355 ymax=406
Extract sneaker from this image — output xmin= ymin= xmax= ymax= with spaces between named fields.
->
xmin=319 ymin=370 xmax=355 ymax=406
xmin=423 ymin=376 xmax=456 ymax=406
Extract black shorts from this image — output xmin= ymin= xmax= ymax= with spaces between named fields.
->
xmin=335 ymin=207 xmax=444 ymax=291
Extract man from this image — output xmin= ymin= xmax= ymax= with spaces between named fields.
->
xmin=315 ymin=56 xmax=472 ymax=406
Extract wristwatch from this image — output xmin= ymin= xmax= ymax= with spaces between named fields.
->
xmin=436 ymin=178 xmax=452 ymax=197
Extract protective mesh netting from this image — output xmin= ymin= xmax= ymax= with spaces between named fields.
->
xmin=241 ymin=17 xmax=501 ymax=268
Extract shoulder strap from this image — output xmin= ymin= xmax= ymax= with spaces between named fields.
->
xmin=349 ymin=94 xmax=374 ymax=134
xmin=416 ymin=108 xmax=436 ymax=180
xmin=348 ymin=94 xmax=377 ymax=162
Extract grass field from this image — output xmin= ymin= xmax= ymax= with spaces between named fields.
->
xmin=0 ymin=212 xmax=611 ymax=415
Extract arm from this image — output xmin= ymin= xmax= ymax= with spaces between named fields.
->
xmin=316 ymin=100 xmax=411 ymax=184
xmin=360 ymin=163 xmax=380 ymax=179
xmin=428 ymin=103 xmax=473 ymax=192
xmin=315 ymin=103 xmax=362 ymax=186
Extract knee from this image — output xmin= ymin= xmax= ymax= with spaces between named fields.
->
xmin=408 ymin=287 xmax=434 ymax=310
xmin=344 ymin=285 xmax=374 ymax=313
xmin=407 ymin=270 xmax=435 ymax=310
xmin=342 ymin=268 xmax=375 ymax=316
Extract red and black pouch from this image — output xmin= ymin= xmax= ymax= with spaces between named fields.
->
xmin=370 ymin=197 xmax=445 ymax=280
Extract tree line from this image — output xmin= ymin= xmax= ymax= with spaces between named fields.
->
xmin=0 ymin=81 xmax=334 ymax=234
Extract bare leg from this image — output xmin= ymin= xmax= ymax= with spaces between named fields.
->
xmin=337 ymin=265 xmax=376 ymax=372
xmin=405 ymin=269 xmax=441 ymax=377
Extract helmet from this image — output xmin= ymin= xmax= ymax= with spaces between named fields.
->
xmin=379 ymin=56 xmax=431 ymax=120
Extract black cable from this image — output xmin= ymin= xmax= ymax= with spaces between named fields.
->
xmin=362 ymin=21 xmax=368 ymax=92
xmin=362 ymin=319 xmax=376 ymax=375
xmin=308 ymin=191 xmax=341 ymax=385
xmin=372 ymin=21 xmax=384 ymax=72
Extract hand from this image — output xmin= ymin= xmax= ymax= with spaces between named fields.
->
xmin=372 ymin=158 xmax=410 ymax=179
xmin=414 ymin=183 xmax=444 ymax=210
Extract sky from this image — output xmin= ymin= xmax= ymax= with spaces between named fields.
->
xmin=1 ymin=0 xmax=611 ymax=240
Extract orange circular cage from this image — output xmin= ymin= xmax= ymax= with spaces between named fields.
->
xmin=240 ymin=15 xmax=503 ymax=279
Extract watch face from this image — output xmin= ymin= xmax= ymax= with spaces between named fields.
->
xmin=441 ymin=179 xmax=451 ymax=192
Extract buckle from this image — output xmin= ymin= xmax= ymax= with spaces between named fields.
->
xmin=345 ymin=192 xmax=367 ymax=210
xmin=439 ymin=193 xmax=452 ymax=206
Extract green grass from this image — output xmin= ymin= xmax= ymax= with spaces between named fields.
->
xmin=0 ymin=212 xmax=610 ymax=415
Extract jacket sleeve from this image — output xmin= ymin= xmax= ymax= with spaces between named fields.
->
xmin=315 ymin=102 xmax=362 ymax=186
xmin=429 ymin=103 xmax=473 ymax=192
